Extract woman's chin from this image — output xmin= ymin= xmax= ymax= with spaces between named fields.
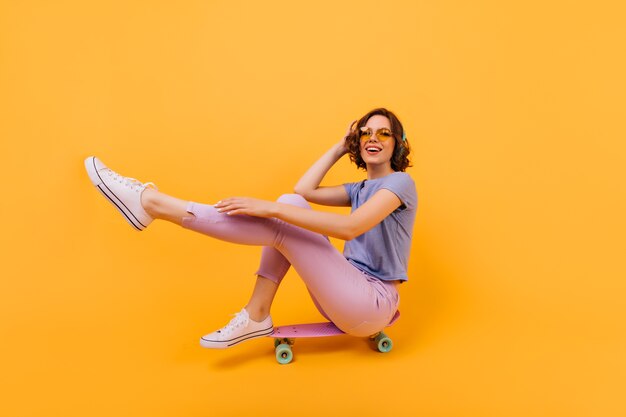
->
xmin=362 ymin=155 xmax=389 ymax=165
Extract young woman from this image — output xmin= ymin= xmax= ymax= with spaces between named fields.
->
xmin=84 ymin=108 xmax=417 ymax=349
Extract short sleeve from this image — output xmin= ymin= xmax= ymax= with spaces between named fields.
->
xmin=343 ymin=181 xmax=360 ymax=203
xmin=380 ymin=173 xmax=417 ymax=211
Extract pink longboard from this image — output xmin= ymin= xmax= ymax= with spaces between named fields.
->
xmin=270 ymin=310 xmax=400 ymax=364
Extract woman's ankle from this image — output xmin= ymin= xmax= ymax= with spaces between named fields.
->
xmin=245 ymin=305 xmax=271 ymax=322
xmin=140 ymin=188 xmax=191 ymax=223
xmin=140 ymin=188 xmax=158 ymax=217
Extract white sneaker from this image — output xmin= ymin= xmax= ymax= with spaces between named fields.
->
xmin=200 ymin=308 xmax=274 ymax=349
xmin=84 ymin=156 xmax=157 ymax=231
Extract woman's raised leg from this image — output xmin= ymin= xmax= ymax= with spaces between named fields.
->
xmin=141 ymin=188 xmax=191 ymax=226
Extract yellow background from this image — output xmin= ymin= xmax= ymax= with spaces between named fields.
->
xmin=1 ymin=1 xmax=624 ymax=416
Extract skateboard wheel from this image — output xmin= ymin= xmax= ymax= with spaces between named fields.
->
xmin=275 ymin=344 xmax=293 ymax=364
xmin=374 ymin=332 xmax=393 ymax=353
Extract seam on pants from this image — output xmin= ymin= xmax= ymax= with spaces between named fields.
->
xmin=255 ymin=268 xmax=287 ymax=284
xmin=182 ymin=201 xmax=225 ymax=224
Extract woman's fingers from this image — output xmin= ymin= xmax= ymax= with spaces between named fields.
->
xmin=214 ymin=198 xmax=240 ymax=213
xmin=214 ymin=197 xmax=271 ymax=217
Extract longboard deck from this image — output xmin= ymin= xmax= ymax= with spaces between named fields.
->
xmin=272 ymin=310 xmax=400 ymax=339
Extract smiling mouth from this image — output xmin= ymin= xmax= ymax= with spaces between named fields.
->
xmin=365 ymin=146 xmax=382 ymax=154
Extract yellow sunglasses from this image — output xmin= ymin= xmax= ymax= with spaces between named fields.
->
xmin=359 ymin=127 xmax=394 ymax=142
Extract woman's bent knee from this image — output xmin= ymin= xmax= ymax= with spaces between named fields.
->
xmin=277 ymin=193 xmax=311 ymax=209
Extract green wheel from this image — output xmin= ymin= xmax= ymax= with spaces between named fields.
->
xmin=375 ymin=332 xmax=393 ymax=353
xmin=274 ymin=338 xmax=281 ymax=348
xmin=275 ymin=344 xmax=293 ymax=364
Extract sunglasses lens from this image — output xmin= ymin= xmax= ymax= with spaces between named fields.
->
xmin=378 ymin=129 xmax=393 ymax=141
xmin=360 ymin=128 xmax=393 ymax=141
xmin=359 ymin=127 xmax=371 ymax=140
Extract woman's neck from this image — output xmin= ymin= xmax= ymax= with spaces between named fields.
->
xmin=366 ymin=164 xmax=394 ymax=180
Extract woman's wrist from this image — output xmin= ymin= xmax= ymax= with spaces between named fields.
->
xmin=272 ymin=201 xmax=285 ymax=219
xmin=333 ymin=140 xmax=348 ymax=158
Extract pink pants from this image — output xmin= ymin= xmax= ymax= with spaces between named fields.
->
xmin=181 ymin=194 xmax=399 ymax=337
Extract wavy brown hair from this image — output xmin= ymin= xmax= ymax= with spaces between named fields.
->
xmin=345 ymin=108 xmax=411 ymax=172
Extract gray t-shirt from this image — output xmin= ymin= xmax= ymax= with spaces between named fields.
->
xmin=343 ymin=172 xmax=417 ymax=282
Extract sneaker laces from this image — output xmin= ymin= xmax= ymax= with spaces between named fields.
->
xmin=217 ymin=309 xmax=250 ymax=336
xmin=105 ymin=169 xmax=158 ymax=192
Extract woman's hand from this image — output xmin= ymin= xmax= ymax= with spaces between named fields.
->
xmin=214 ymin=197 xmax=277 ymax=217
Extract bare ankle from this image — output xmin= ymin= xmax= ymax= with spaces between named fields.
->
xmin=246 ymin=306 xmax=270 ymax=322
xmin=140 ymin=188 xmax=158 ymax=217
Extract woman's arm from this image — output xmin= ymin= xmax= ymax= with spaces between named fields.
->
xmin=215 ymin=189 xmax=401 ymax=240
xmin=293 ymin=122 xmax=355 ymax=207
